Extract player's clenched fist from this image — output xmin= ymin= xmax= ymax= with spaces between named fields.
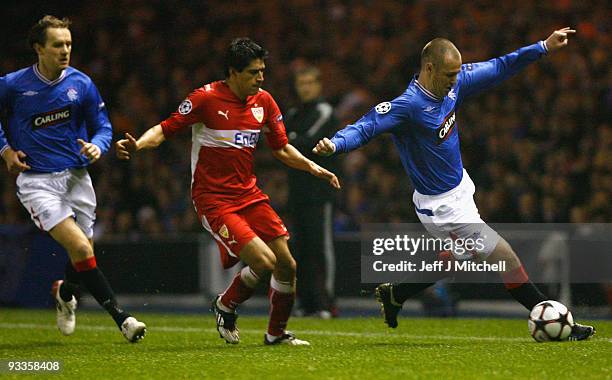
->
xmin=312 ymin=137 xmax=336 ymax=157
xmin=115 ymin=133 xmax=139 ymax=160
xmin=77 ymin=139 xmax=101 ymax=163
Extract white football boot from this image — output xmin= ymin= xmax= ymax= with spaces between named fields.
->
xmin=51 ymin=280 xmax=77 ymax=336
xmin=121 ymin=317 xmax=147 ymax=343
xmin=264 ymin=331 xmax=310 ymax=346
xmin=211 ymin=296 xmax=240 ymax=344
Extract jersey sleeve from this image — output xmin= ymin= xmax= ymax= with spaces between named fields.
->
xmin=263 ymin=93 xmax=288 ymax=150
xmin=331 ymin=95 xmax=412 ymax=154
xmin=83 ymin=80 xmax=113 ymax=155
xmin=160 ymin=89 xmax=207 ymax=139
xmin=458 ymin=41 xmax=548 ymax=101
xmin=0 ymin=75 xmax=11 ymax=155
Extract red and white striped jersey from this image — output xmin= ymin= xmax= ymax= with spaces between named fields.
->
xmin=160 ymin=81 xmax=288 ymax=214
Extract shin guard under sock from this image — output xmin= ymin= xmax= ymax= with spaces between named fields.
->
xmin=60 ymin=261 xmax=81 ymax=302
xmin=502 ymin=265 xmax=547 ymax=310
xmin=268 ymin=275 xmax=295 ymax=337
xmin=74 ymin=257 xmax=130 ymax=327
xmin=219 ymin=267 xmax=260 ymax=311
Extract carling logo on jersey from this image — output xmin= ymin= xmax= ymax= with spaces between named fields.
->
xmin=31 ymin=106 xmax=71 ymax=129
xmin=436 ymin=111 xmax=456 ymax=144
xmin=251 ymin=107 xmax=264 ymax=123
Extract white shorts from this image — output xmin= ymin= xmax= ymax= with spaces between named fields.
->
xmin=412 ymin=169 xmax=500 ymax=260
xmin=16 ymin=168 xmax=97 ymax=238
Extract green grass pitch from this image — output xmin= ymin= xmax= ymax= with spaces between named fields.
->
xmin=0 ymin=309 xmax=609 ymax=379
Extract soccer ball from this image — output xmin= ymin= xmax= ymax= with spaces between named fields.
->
xmin=528 ymin=300 xmax=574 ymax=342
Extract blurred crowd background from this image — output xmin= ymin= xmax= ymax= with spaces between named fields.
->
xmin=1 ymin=0 xmax=610 ymax=238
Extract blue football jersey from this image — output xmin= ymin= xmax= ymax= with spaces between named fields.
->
xmin=0 ymin=65 xmax=112 ymax=173
xmin=331 ymin=41 xmax=548 ymax=195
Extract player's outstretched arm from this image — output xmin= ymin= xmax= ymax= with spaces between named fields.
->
xmin=115 ymin=124 xmax=166 ymax=160
xmin=459 ymin=27 xmax=576 ymax=100
xmin=544 ymin=27 xmax=576 ymax=52
xmin=312 ymin=137 xmax=336 ymax=157
xmin=272 ymin=143 xmax=340 ymax=189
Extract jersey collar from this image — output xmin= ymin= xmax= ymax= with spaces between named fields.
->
xmin=219 ymin=80 xmax=258 ymax=104
xmin=33 ymin=64 xmax=67 ymax=86
xmin=414 ymin=76 xmax=442 ymax=102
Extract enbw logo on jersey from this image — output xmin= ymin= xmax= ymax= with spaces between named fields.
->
xmin=436 ymin=111 xmax=456 ymax=144
xmin=234 ymin=131 xmax=259 ymax=148
xmin=31 ymin=106 xmax=71 ymax=129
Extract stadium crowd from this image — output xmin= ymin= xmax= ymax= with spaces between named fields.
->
xmin=1 ymin=0 xmax=610 ymax=238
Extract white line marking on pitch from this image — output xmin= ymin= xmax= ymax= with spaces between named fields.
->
xmin=0 ymin=322 xmax=608 ymax=343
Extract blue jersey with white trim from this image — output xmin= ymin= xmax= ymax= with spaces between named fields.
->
xmin=331 ymin=42 xmax=547 ymax=195
xmin=0 ymin=65 xmax=112 ymax=172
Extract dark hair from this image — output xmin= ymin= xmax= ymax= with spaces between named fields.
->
xmin=28 ymin=15 xmax=71 ymax=48
xmin=224 ymin=38 xmax=268 ymax=77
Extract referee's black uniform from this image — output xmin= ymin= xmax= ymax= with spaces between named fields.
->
xmin=285 ymin=97 xmax=339 ymax=315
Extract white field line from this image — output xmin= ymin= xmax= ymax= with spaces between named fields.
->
xmin=0 ymin=322 xmax=608 ymax=343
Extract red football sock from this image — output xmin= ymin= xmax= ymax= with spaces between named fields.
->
xmin=502 ymin=265 xmax=529 ymax=289
xmin=267 ymin=275 xmax=295 ymax=337
xmin=502 ymin=265 xmax=547 ymax=310
xmin=220 ymin=267 xmax=259 ymax=310
xmin=73 ymin=256 xmax=97 ymax=272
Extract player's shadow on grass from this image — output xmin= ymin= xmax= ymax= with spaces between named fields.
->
xmin=366 ymin=342 xmax=470 ymax=348
xmin=0 ymin=341 xmax=75 ymax=350
xmin=142 ymin=343 xmax=267 ymax=352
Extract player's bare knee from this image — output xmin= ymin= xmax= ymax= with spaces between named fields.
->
xmin=262 ymin=254 xmax=277 ymax=272
xmin=489 ymin=238 xmax=522 ymax=270
xmin=251 ymin=253 xmax=276 ymax=275
xmin=69 ymin=241 xmax=94 ymax=261
xmin=277 ymin=255 xmax=297 ymax=275
xmin=503 ymin=250 xmax=522 ymax=271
